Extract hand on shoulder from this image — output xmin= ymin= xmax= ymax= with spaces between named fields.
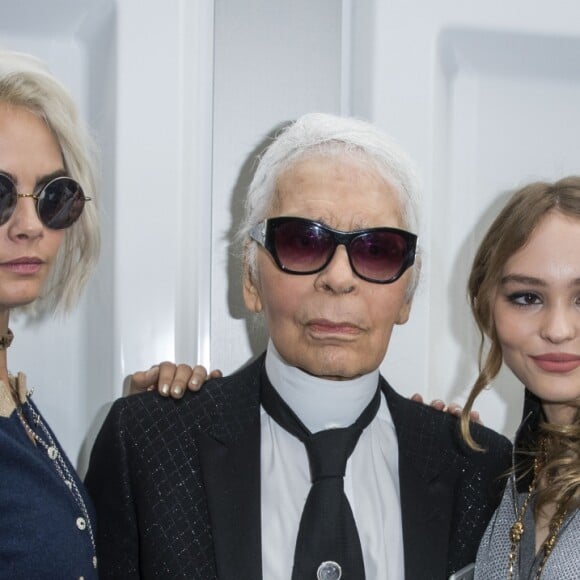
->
xmin=410 ymin=393 xmax=482 ymax=425
xmin=128 ymin=362 xmax=222 ymax=399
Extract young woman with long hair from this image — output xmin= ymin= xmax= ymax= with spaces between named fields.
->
xmin=462 ymin=177 xmax=579 ymax=579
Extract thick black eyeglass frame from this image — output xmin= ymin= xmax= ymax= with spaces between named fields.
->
xmin=0 ymin=172 xmax=91 ymax=229
xmin=249 ymin=216 xmax=417 ymax=284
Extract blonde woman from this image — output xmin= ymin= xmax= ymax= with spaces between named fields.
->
xmin=0 ymin=50 xmax=208 ymax=579
xmin=0 ymin=50 xmax=100 ymax=578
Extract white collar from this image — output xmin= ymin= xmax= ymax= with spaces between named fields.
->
xmin=264 ymin=340 xmax=380 ymax=433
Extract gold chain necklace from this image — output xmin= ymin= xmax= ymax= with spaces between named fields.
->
xmin=507 ymin=455 xmax=567 ymax=579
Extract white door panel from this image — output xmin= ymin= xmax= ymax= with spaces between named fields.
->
xmin=4 ymin=1 xmax=580 ymax=463
xmin=364 ymin=2 xmax=580 ymax=437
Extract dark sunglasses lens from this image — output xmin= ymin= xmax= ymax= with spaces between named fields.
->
xmin=0 ymin=175 xmax=17 ymax=226
xmin=350 ymin=231 xmax=409 ymax=282
xmin=273 ymin=220 xmax=333 ymax=272
xmin=38 ymin=178 xmax=85 ymax=229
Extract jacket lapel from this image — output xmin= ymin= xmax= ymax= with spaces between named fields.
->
xmin=196 ymin=365 xmax=457 ymax=579
xmin=198 ymin=418 xmax=262 ymax=580
xmin=382 ymin=379 xmax=456 ymax=580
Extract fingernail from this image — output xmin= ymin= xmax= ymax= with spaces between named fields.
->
xmin=160 ymin=383 xmax=170 ymax=396
xmin=190 ymin=377 xmax=199 ymax=386
xmin=432 ymin=399 xmax=444 ymax=406
xmin=172 ymin=385 xmax=182 ymax=397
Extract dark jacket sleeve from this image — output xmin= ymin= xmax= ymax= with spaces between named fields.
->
xmin=85 ymin=398 xmax=141 ymax=579
xmin=384 ymin=382 xmax=513 ymax=579
xmin=446 ymin=422 xmax=512 ymax=574
xmin=85 ymin=399 xmax=140 ymax=580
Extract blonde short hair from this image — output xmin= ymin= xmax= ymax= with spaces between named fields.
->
xmin=0 ymin=50 xmax=100 ymax=315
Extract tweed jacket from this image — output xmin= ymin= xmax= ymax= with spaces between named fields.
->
xmin=475 ymin=392 xmax=580 ymax=579
xmin=86 ymin=354 xmax=512 ymax=580
xmin=475 ymin=483 xmax=579 ymax=579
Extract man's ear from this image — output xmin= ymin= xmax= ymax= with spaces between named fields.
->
xmin=243 ymin=261 xmax=263 ymax=313
xmin=395 ymin=299 xmax=412 ymax=325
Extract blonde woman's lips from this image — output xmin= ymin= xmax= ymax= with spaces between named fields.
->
xmin=0 ymin=257 xmax=44 ymax=275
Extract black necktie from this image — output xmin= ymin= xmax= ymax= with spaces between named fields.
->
xmin=261 ymin=370 xmax=380 ymax=580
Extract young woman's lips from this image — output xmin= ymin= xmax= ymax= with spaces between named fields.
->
xmin=531 ymin=353 xmax=580 ymax=373
xmin=0 ymin=257 xmax=44 ymax=275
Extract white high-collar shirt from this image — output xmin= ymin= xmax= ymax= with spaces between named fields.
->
xmin=261 ymin=341 xmax=404 ymax=579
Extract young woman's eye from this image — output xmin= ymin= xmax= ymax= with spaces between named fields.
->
xmin=507 ymin=292 xmax=542 ymax=306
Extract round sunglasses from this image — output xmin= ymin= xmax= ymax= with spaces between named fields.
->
xmin=250 ymin=216 xmax=417 ymax=284
xmin=0 ymin=172 xmax=90 ymax=230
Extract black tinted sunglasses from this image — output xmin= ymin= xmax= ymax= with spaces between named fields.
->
xmin=250 ymin=216 xmax=417 ymax=284
xmin=0 ymin=172 xmax=91 ymax=229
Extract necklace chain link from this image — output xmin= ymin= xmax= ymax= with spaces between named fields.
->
xmin=507 ymin=449 xmax=567 ymax=580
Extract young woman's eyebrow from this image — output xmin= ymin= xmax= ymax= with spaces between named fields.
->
xmin=499 ymin=274 xmax=546 ymax=286
xmin=501 ymin=274 xmax=580 ymax=287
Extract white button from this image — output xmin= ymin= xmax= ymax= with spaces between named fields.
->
xmin=47 ymin=446 xmax=58 ymax=460
xmin=93 ymin=556 xmax=98 ymax=568
xmin=317 ymin=561 xmax=342 ymax=580
xmin=76 ymin=517 xmax=86 ymax=530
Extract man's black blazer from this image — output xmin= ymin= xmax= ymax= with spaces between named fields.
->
xmin=85 ymin=354 xmax=511 ymax=579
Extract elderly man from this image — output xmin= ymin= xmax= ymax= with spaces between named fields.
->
xmin=86 ymin=114 xmax=511 ymax=580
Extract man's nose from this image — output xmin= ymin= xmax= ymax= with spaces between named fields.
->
xmin=314 ymin=245 xmax=357 ymax=294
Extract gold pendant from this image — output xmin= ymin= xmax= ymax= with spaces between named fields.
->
xmin=510 ymin=520 xmax=524 ymax=543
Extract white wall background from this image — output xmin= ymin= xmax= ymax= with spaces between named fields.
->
xmin=2 ymin=0 xmax=580 ymax=466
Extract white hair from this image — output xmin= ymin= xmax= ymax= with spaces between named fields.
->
xmin=0 ymin=50 xmax=100 ymax=315
xmin=238 ymin=112 xmax=422 ymax=298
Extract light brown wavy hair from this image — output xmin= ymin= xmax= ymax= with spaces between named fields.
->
xmin=461 ymin=176 xmax=580 ymax=519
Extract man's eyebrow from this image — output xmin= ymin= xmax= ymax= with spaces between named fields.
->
xmin=314 ymin=217 xmax=376 ymax=231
